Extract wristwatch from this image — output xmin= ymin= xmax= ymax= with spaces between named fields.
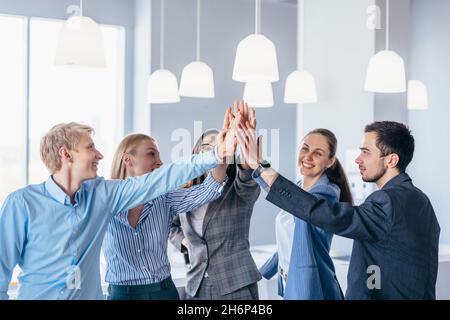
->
xmin=256 ymin=160 xmax=271 ymax=175
xmin=253 ymin=160 xmax=271 ymax=192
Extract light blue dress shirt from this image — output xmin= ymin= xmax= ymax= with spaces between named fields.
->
xmin=0 ymin=150 xmax=218 ymax=300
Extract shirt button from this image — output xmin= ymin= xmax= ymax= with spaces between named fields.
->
xmin=134 ymin=232 xmax=138 ymax=236
xmin=142 ymin=266 xmax=146 ymax=269
xmin=137 ymin=249 xmax=141 ymax=253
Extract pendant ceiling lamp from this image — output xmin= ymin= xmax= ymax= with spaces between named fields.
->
xmin=147 ymin=0 xmax=180 ymax=103
xmin=365 ymin=0 xmax=406 ymax=93
xmin=179 ymin=0 xmax=214 ymax=98
xmin=55 ymin=0 xmax=106 ymax=67
xmin=232 ymin=0 xmax=279 ymax=83
xmin=243 ymin=82 xmax=274 ymax=108
xmin=407 ymin=80 xmax=429 ymax=110
xmin=284 ymin=0 xmax=317 ymax=103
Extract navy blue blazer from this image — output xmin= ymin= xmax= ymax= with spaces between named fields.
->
xmin=259 ymin=174 xmax=344 ymax=300
xmin=266 ymin=173 xmax=440 ymax=299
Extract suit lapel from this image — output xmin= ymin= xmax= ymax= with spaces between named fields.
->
xmin=201 ymin=185 xmax=231 ymax=236
xmin=183 ymin=209 xmax=206 ymax=240
xmin=201 ymin=200 xmax=219 ymax=237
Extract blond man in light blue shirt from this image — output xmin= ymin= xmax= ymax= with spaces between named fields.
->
xmin=0 ymin=121 xmax=234 ymax=300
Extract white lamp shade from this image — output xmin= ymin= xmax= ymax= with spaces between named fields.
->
xmin=147 ymin=69 xmax=180 ymax=104
xmin=243 ymin=82 xmax=274 ymax=108
xmin=364 ymin=50 xmax=406 ymax=93
xmin=284 ymin=70 xmax=317 ymax=103
xmin=233 ymin=34 xmax=279 ymax=83
xmin=408 ymin=80 xmax=428 ymax=110
xmin=55 ymin=16 xmax=106 ymax=68
xmin=179 ymin=61 xmax=215 ymax=98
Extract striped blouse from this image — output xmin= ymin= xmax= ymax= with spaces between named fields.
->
xmin=102 ymin=173 xmax=224 ymax=285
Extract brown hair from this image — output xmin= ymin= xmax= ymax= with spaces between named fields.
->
xmin=365 ymin=121 xmax=414 ymax=172
xmin=185 ymin=129 xmax=220 ymax=188
xmin=110 ymin=133 xmax=155 ymax=180
xmin=305 ymin=129 xmax=353 ymax=204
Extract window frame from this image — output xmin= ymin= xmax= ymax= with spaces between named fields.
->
xmin=0 ymin=13 xmax=126 ymax=200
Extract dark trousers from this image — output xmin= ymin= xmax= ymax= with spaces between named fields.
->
xmin=107 ymin=276 xmax=180 ymax=300
xmin=189 ymin=277 xmax=259 ymax=300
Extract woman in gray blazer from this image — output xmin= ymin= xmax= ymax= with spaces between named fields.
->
xmin=170 ymin=102 xmax=261 ymax=300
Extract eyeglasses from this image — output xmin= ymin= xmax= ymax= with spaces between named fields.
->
xmin=200 ymin=143 xmax=214 ymax=152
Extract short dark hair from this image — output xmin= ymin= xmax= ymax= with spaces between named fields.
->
xmin=365 ymin=121 xmax=415 ymax=172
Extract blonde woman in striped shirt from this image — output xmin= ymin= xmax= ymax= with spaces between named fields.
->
xmin=103 ymin=116 xmax=236 ymax=299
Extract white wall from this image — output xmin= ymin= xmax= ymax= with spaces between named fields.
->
xmin=408 ymin=0 xmax=450 ymax=244
xmin=374 ymin=0 xmax=410 ymax=123
xmin=146 ymin=0 xmax=298 ymax=245
xmin=298 ymin=0 xmax=375 ymax=255
xmin=133 ymin=0 xmax=152 ymax=134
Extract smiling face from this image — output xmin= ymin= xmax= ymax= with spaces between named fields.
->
xmin=70 ymin=132 xmax=104 ymax=180
xmin=124 ymin=139 xmax=162 ymax=177
xmin=298 ymin=133 xmax=335 ymax=179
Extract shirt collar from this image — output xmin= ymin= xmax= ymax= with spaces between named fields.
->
xmin=317 ymin=173 xmax=330 ymax=185
xmin=298 ymin=173 xmax=330 ymax=188
xmin=45 ymin=176 xmax=72 ymax=205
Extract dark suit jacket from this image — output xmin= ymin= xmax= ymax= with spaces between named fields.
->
xmin=170 ymin=164 xmax=261 ymax=297
xmin=266 ymin=173 xmax=440 ymax=299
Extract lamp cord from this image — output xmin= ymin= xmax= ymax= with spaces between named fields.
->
xmin=255 ymin=0 xmax=261 ymax=34
xmin=386 ymin=0 xmax=389 ymax=50
xmin=196 ymin=0 xmax=200 ymax=61
xmin=160 ymin=0 xmax=164 ymax=69
xmin=298 ymin=0 xmax=304 ymax=70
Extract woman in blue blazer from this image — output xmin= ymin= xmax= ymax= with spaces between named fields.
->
xmin=259 ymin=129 xmax=353 ymax=300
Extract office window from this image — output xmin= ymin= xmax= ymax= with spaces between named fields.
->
xmin=0 ymin=15 xmax=125 ymax=205
xmin=0 ymin=15 xmax=26 ymax=204
xmin=28 ymin=18 xmax=125 ymax=183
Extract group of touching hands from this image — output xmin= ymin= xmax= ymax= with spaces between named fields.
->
xmin=215 ymin=100 xmax=263 ymax=169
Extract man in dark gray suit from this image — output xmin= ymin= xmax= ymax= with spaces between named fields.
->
xmin=237 ymin=120 xmax=440 ymax=299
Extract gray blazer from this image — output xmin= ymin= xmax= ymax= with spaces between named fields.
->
xmin=169 ymin=164 xmax=261 ymax=297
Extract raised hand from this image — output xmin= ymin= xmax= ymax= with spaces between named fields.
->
xmin=232 ymin=100 xmax=256 ymax=130
xmin=236 ymin=122 xmax=262 ymax=170
xmin=222 ymin=106 xmax=233 ymax=131
xmin=248 ymin=106 xmax=256 ymax=130
xmin=231 ymin=100 xmax=257 ymax=168
xmin=216 ymin=106 xmax=238 ymax=162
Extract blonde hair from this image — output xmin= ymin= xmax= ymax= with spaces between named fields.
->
xmin=40 ymin=122 xmax=94 ymax=174
xmin=110 ymin=133 xmax=155 ymax=180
